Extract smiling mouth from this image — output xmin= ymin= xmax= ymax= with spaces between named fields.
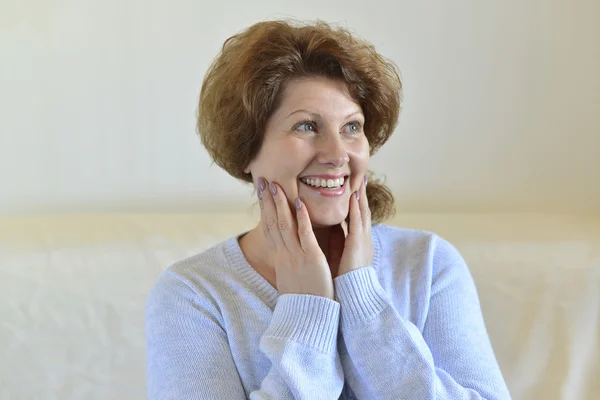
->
xmin=299 ymin=176 xmax=348 ymax=190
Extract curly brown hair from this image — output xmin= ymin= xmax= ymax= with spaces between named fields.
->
xmin=197 ymin=19 xmax=402 ymax=223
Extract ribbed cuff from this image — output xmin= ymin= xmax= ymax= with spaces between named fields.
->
xmin=334 ymin=267 xmax=390 ymax=326
xmin=264 ymin=294 xmax=340 ymax=354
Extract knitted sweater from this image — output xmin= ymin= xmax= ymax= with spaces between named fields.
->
xmin=145 ymin=224 xmax=511 ymax=399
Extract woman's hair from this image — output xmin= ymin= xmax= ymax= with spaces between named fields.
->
xmin=197 ymin=19 xmax=402 ymax=223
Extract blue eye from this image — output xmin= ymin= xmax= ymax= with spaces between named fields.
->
xmin=294 ymin=120 xmax=317 ymax=133
xmin=343 ymin=121 xmax=363 ymax=135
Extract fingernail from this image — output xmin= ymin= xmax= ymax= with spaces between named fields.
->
xmin=364 ymin=175 xmax=368 ymax=186
xmin=256 ymin=178 xmax=265 ymax=200
xmin=355 ymin=191 xmax=360 ymax=200
xmin=269 ymin=182 xmax=277 ymax=196
xmin=295 ymin=198 xmax=302 ymax=210
xmin=257 ymin=177 xmax=266 ymax=192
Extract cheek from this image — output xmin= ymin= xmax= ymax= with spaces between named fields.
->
xmin=252 ymin=139 xmax=313 ymax=181
xmin=348 ymin=141 xmax=370 ymax=191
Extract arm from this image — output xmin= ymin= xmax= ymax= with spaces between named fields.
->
xmin=251 ymin=293 xmax=344 ymax=399
xmin=333 ymin=242 xmax=511 ymax=399
xmin=146 ymin=271 xmax=344 ymax=400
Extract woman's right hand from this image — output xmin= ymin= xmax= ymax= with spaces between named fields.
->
xmin=257 ymin=177 xmax=335 ymax=300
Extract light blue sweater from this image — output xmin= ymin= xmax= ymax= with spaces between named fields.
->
xmin=145 ymin=224 xmax=511 ymax=399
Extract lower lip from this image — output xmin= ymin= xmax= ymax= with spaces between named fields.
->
xmin=300 ymin=179 xmax=348 ymax=197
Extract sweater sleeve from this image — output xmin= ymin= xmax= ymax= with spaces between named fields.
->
xmin=145 ymin=271 xmax=344 ymax=400
xmin=333 ymin=241 xmax=511 ymax=399
xmin=250 ymin=293 xmax=344 ymax=399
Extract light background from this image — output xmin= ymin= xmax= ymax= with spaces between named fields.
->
xmin=1 ymin=0 xmax=598 ymax=215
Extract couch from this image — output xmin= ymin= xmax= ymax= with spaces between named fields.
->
xmin=1 ymin=213 xmax=599 ymax=399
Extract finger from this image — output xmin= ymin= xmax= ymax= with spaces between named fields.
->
xmin=294 ymin=197 xmax=319 ymax=253
xmin=360 ymin=175 xmax=371 ymax=233
xmin=348 ymin=189 xmax=363 ymax=238
xmin=269 ymin=182 xmax=299 ymax=251
xmin=261 ymin=179 xmax=285 ymax=249
xmin=257 ymin=178 xmax=274 ymax=249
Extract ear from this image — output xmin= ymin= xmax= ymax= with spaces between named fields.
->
xmin=244 ymin=160 xmax=254 ymax=175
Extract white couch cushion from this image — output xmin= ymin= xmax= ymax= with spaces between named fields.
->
xmin=1 ymin=213 xmax=598 ymax=399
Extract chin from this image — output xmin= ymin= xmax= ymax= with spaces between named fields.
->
xmin=308 ymin=209 xmax=348 ymax=228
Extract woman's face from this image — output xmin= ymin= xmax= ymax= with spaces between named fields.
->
xmin=246 ymin=76 xmax=369 ymax=228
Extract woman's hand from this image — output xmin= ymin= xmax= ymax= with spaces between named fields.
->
xmin=331 ymin=175 xmax=373 ymax=278
xmin=258 ymin=177 xmax=335 ymax=300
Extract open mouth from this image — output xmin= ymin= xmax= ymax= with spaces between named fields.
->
xmin=299 ymin=175 xmax=348 ymax=190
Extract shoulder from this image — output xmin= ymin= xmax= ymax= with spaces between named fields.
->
xmin=373 ymin=224 xmax=464 ymax=267
xmin=145 ymin=238 xmax=239 ymax=320
xmin=373 ymin=224 xmax=471 ymax=288
xmin=167 ymin=238 xmax=237 ymax=285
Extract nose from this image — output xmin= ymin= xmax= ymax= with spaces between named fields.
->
xmin=315 ymin=132 xmax=349 ymax=168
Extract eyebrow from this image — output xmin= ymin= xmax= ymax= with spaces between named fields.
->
xmin=286 ymin=109 xmax=363 ymax=120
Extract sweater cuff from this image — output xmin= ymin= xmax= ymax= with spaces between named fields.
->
xmin=334 ymin=267 xmax=390 ymax=326
xmin=264 ymin=294 xmax=340 ymax=354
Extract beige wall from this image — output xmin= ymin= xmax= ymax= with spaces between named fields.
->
xmin=1 ymin=0 xmax=598 ymax=215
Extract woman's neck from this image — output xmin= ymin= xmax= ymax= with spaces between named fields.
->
xmin=238 ymin=224 xmax=340 ymax=277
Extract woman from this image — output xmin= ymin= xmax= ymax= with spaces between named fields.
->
xmin=145 ymin=20 xmax=511 ymax=399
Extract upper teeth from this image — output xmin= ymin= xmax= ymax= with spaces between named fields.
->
xmin=300 ymin=177 xmax=345 ymax=188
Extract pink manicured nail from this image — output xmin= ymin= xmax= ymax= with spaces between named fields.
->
xmin=256 ymin=178 xmax=265 ymax=200
xmin=295 ymin=198 xmax=302 ymax=210
xmin=355 ymin=191 xmax=360 ymax=200
xmin=257 ymin=177 xmax=266 ymax=192
xmin=364 ymin=175 xmax=368 ymax=185
xmin=269 ymin=182 xmax=277 ymax=196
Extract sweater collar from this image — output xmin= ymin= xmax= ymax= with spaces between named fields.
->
xmin=224 ymin=226 xmax=382 ymax=309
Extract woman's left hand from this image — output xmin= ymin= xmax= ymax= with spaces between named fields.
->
xmin=330 ymin=175 xmax=374 ymax=278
